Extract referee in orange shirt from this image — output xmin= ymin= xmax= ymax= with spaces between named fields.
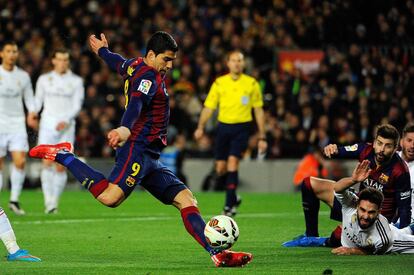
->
xmin=194 ymin=50 xmax=267 ymax=216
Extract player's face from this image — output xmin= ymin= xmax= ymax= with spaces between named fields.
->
xmin=227 ymin=52 xmax=245 ymax=75
xmin=0 ymin=44 xmax=18 ymax=67
xmin=154 ymin=50 xmax=176 ymax=76
xmin=373 ymin=136 xmax=397 ymax=164
xmin=401 ymin=132 xmax=414 ymax=162
xmin=357 ymin=200 xmax=380 ymax=229
xmin=52 ymin=52 xmax=70 ymax=74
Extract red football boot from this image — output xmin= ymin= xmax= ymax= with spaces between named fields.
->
xmin=211 ymin=250 xmax=253 ymax=267
xmin=29 ymin=142 xmax=73 ymax=161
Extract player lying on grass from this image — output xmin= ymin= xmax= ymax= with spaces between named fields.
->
xmin=283 ymin=124 xmax=411 ymax=247
xmin=332 ymin=160 xmax=414 ymax=255
xmin=29 ymin=31 xmax=252 ymax=267
xmin=0 ymin=207 xmax=40 ymax=261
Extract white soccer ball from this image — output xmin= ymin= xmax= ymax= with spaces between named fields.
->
xmin=204 ymin=215 xmax=239 ymax=250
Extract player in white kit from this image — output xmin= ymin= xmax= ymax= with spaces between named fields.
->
xmin=0 ymin=206 xmax=40 ymax=261
xmin=398 ymin=123 xmax=414 ymax=222
xmin=332 ymin=160 xmax=414 ymax=255
xmin=34 ymin=49 xmax=84 ymax=213
xmin=0 ymin=41 xmax=37 ymax=215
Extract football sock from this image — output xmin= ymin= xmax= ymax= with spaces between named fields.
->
xmin=324 ymin=225 xmax=342 ymax=247
xmin=225 ymin=171 xmax=238 ymax=208
xmin=53 ymin=171 xmax=67 ymax=208
xmin=56 ymin=153 xmax=108 ymax=198
xmin=180 ymin=206 xmax=216 ymax=255
xmin=9 ymin=165 xmax=25 ymax=202
xmin=301 ymin=177 xmax=320 ymax=237
xmin=0 ymin=208 xmax=20 ymax=254
xmin=41 ymin=167 xmax=55 ymax=210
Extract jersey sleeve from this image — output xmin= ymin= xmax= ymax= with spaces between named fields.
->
xmin=34 ymin=75 xmax=46 ymax=113
xmin=22 ymin=73 xmax=35 ymax=112
xmin=394 ymin=171 xmax=412 ymax=227
xmin=335 ymin=189 xmax=358 ymax=212
xmin=251 ymin=79 xmax=263 ymax=108
xmin=98 ymin=48 xmax=134 ymax=76
xmin=336 ymin=143 xmax=367 ymax=159
xmin=63 ymin=77 xmax=85 ymax=122
xmin=372 ymin=217 xmax=393 ymax=254
xmin=129 ymin=70 xmax=158 ymax=106
xmin=204 ymin=80 xmax=219 ymax=110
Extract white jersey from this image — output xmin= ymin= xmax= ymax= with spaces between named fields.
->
xmin=0 ymin=65 xmax=35 ymax=133
xmin=336 ymin=190 xmax=414 ymax=254
xmin=34 ymin=70 xmax=84 ymax=130
xmin=398 ymin=151 xmax=414 ymax=222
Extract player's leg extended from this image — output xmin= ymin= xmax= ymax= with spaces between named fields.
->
xmin=52 ymin=164 xmax=68 ymax=212
xmin=29 ymin=143 xmax=124 ymax=207
xmin=41 ymin=159 xmax=55 ymax=213
xmin=283 ymin=176 xmax=335 ymax=247
xmin=304 ymin=176 xmax=335 ymax=236
xmin=0 ymin=207 xmax=40 ymax=262
xmin=173 ymin=188 xmax=252 ymax=267
xmin=9 ymin=151 xmax=26 ymax=215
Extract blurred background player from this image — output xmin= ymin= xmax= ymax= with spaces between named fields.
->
xmin=292 ymin=146 xmax=328 ymax=192
xmin=332 ymin=161 xmax=414 ymax=255
xmin=29 ymin=32 xmax=252 ymax=267
xmin=0 ymin=41 xmax=37 ymax=215
xmin=0 ymin=206 xmax=40 ymax=261
xmin=194 ymin=50 xmax=267 ymax=217
xmin=283 ymin=124 xmax=411 ymax=247
xmin=33 ymin=49 xmax=84 ymax=214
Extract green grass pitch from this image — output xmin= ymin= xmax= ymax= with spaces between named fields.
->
xmin=1 ymin=190 xmax=413 ymax=274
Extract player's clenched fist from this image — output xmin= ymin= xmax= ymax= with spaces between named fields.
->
xmin=324 ymin=144 xmax=338 ymax=158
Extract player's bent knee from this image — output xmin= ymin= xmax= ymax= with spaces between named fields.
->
xmin=97 ymin=188 xmax=125 ymax=208
xmin=173 ymin=189 xmax=198 ymax=209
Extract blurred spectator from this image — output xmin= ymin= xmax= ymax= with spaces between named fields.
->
xmin=0 ymin=0 xmax=413 ymax=158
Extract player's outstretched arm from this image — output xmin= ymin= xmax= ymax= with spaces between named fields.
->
xmin=88 ymin=33 xmax=109 ymax=55
xmin=334 ymin=160 xmax=371 ymax=193
xmin=331 ymin=246 xmax=368 ymax=255
xmin=89 ymin=33 xmax=126 ymax=73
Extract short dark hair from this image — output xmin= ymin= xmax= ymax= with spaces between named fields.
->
xmin=52 ymin=48 xmax=70 ymax=59
xmin=402 ymin=122 xmax=414 ymax=137
xmin=375 ymin=124 xmax=400 ymax=145
xmin=0 ymin=40 xmax=18 ymax=51
xmin=145 ymin=31 xmax=178 ymax=56
xmin=358 ymin=188 xmax=384 ymax=209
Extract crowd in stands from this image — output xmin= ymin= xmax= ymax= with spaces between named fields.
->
xmin=1 ymin=0 xmax=414 ymax=159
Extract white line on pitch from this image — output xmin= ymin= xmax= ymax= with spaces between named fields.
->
xmin=12 ymin=211 xmax=330 ymax=225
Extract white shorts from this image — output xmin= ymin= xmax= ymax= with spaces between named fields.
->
xmin=0 ymin=132 xmax=29 ymax=157
xmin=38 ymin=124 xmax=75 ymax=145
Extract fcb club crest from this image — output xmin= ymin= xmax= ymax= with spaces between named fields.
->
xmin=126 ymin=176 xmax=136 ymax=187
xmin=378 ymin=173 xmax=389 ymax=184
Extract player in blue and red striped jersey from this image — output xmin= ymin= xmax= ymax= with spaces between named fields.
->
xmin=29 ymin=32 xmax=252 ymax=267
xmin=283 ymin=124 xmax=411 ymax=247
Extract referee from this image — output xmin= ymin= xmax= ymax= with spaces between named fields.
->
xmin=194 ymin=50 xmax=267 ymax=216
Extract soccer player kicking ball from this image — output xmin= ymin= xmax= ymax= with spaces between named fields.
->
xmin=0 ymin=207 xmax=40 ymax=261
xmin=29 ymin=32 xmax=252 ymax=267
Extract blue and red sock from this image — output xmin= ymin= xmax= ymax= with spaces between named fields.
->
xmin=225 ymin=171 xmax=238 ymax=208
xmin=301 ymin=177 xmax=320 ymax=237
xmin=180 ymin=206 xmax=217 ymax=255
xmin=55 ymin=152 xmax=109 ymax=198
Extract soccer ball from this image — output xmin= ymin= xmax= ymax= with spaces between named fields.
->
xmin=204 ymin=215 xmax=239 ymax=250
